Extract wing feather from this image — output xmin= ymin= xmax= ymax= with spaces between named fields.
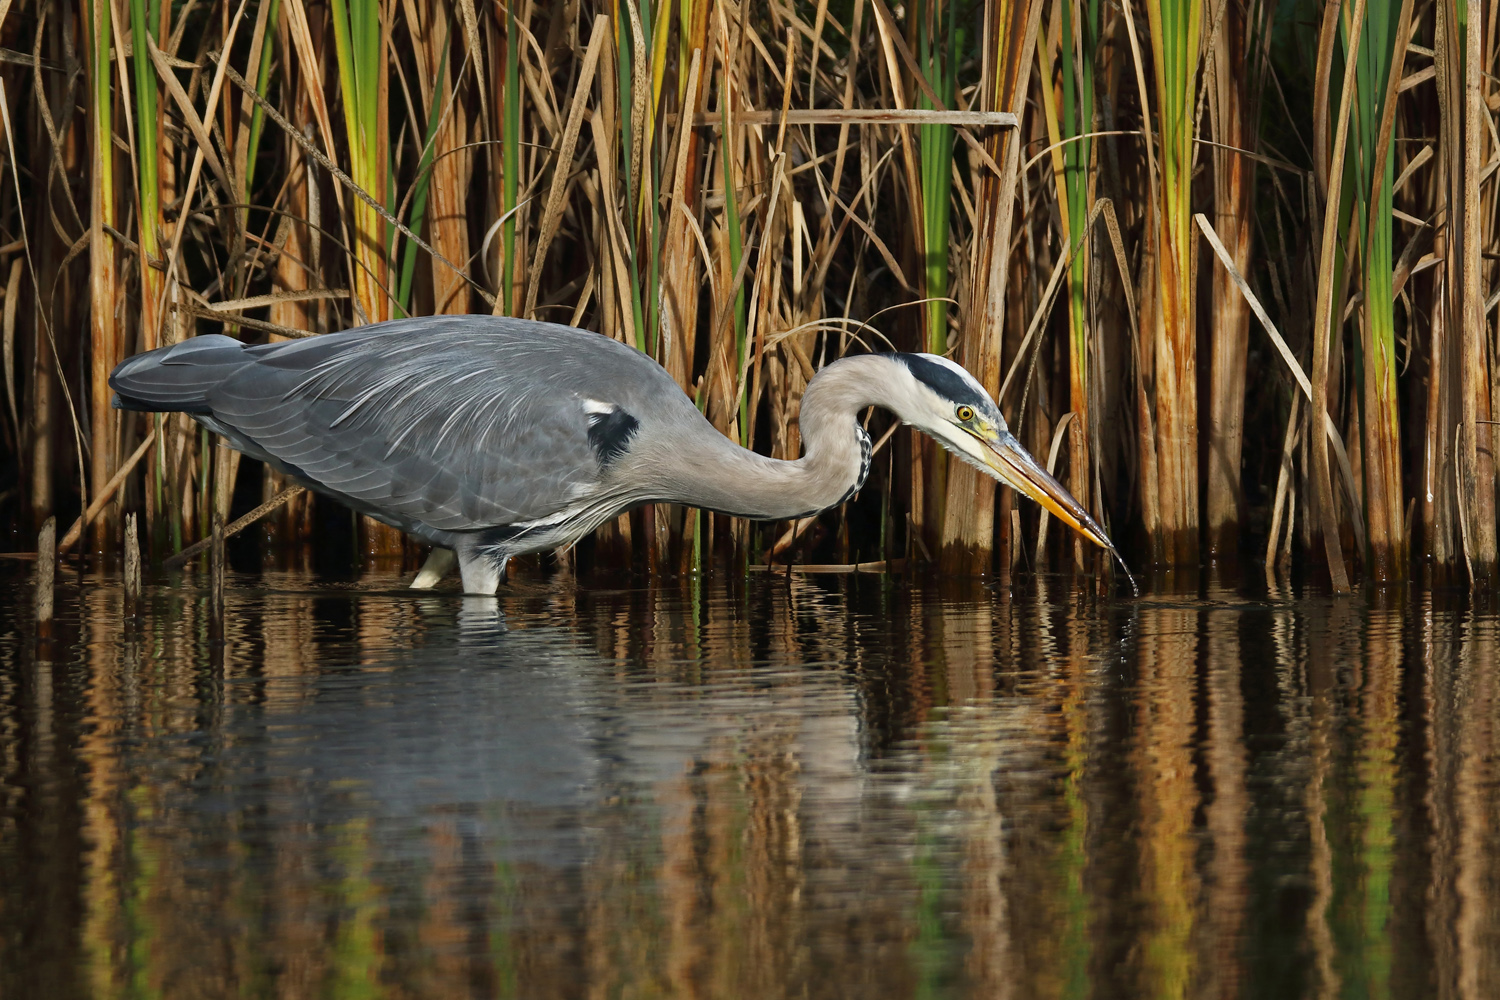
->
xmin=205 ymin=317 xmax=686 ymax=533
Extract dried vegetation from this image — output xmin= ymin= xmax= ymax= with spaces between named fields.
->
xmin=0 ymin=0 xmax=1496 ymax=586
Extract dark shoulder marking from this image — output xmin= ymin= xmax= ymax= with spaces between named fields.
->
xmin=894 ymin=354 xmax=990 ymax=410
xmin=834 ymin=424 xmax=872 ymax=507
xmin=587 ymin=406 xmax=640 ymax=466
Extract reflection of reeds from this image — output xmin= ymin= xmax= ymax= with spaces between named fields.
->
xmin=3 ymin=0 xmax=1498 ymax=582
xmin=1135 ymin=605 xmax=1200 ymax=997
xmin=23 ymin=580 xmax=1500 ymax=994
xmin=1203 ymin=582 xmax=1248 ymax=997
xmin=1347 ymin=608 xmax=1397 ymax=997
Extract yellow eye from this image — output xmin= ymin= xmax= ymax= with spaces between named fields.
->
xmin=956 ymin=405 xmax=975 ymax=422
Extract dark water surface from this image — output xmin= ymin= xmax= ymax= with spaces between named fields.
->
xmin=2 ymin=566 xmax=1498 ymax=999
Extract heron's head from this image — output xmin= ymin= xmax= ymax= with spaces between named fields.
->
xmin=884 ymin=353 xmax=1117 ymax=554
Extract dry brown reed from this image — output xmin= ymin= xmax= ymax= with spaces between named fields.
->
xmin=0 ymin=0 xmax=1496 ymax=586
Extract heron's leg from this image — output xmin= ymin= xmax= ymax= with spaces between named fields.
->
xmin=457 ymin=550 xmax=508 ymax=595
xmin=409 ymin=547 xmax=457 ymax=589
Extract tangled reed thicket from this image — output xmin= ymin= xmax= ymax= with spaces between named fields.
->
xmin=0 ymin=0 xmax=1495 ymax=588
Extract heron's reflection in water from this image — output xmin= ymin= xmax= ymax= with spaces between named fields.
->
xmin=457 ymin=594 xmax=507 ymax=638
xmin=4 ymin=571 xmax=1500 ymax=1000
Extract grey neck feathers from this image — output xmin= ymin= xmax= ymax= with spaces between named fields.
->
xmin=650 ymin=355 xmax=892 ymax=520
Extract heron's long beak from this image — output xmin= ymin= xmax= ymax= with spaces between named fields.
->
xmin=974 ymin=427 xmax=1116 ymax=553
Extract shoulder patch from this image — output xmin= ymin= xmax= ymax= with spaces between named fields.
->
xmin=896 ymin=354 xmax=991 ymax=410
xmin=586 ymin=405 xmax=640 ymax=466
xmin=835 ymin=424 xmax=873 ymax=506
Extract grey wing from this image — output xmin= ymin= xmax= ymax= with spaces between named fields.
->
xmin=206 ymin=319 xmax=658 ymax=532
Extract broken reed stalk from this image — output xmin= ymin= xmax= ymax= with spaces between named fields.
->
xmin=124 ymin=512 xmax=141 ymax=600
xmin=745 ymin=559 xmax=908 ymax=573
xmin=210 ymin=510 xmax=225 ymax=621
xmin=35 ymin=517 xmax=54 ymax=625
xmin=164 ymin=486 xmax=307 ymax=569
xmin=59 ymin=430 xmax=157 ymax=555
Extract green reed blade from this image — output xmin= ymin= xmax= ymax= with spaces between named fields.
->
xmin=641 ymin=0 xmax=665 ymax=359
xmin=1339 ymin=0 xmax=1409 ymax=571
xmin=88 ymin=0 xmax=114 ymax=228
xmin=329 ymin=0 xmax=392 ymax=320
xmin=244 ymin=0 xmax=283 ymax=201
xmin=721 ymin=98 xmax=748 ymax=445
xmin=128 ymin=0 xmax=160 ymax=262
xmin=397 ymin=43 xmax=451 ymax=316
xmin=917 ymin=0 xmax=956 ymax=356
xmin=328 ymin=0 xmax=360 ymax=167
xmin=1058 ymin=0 xmax=1098 ymax=410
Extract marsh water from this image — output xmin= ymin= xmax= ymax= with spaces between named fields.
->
xmin=2 ymin=564 xmax=1499 ymax=999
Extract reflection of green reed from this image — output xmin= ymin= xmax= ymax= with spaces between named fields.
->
xmin=911 ymin=818 xmax=948 ymax=1000
xmin=486 ymin=827 xmax=519 ymax=1000
xmin=578 ymin=794 xmax=675 ymax=995
xmin=83 ymin=802 xmax=120 ymax=995
xmin=34 ymin=583 xmax=1487 ymax=998
xmin=911 ymin=710 xmax=957 ymax=997
xmin=1357 ymin=748 xmax=1394 ymax=1000
xmin=1061 ymin=684 xmax=1090 ymax=1000
xmin=1330 ymin=676 xmax=1396 ymax=999
xmin=1145 ymin=825 xmax=1196 ymax=998
xmin=125 ymin=786 xmax=163 ymax=1000
xmin=329 ymin=818 xmax=381 ymax=1000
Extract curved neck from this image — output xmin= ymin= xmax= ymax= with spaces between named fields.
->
xmin=648 ymin=355 xmax=891 ymax=520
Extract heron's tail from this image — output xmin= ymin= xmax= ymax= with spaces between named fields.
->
xmin=108 ymin=335 xmax=249 ymax=413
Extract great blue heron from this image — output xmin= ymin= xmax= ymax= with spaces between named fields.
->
xmin=110 ymin=316 xmax=1128 ymax=593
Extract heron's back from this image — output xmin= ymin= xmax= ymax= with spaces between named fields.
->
xmin=109 ymin=317 xmax=700 ymax=541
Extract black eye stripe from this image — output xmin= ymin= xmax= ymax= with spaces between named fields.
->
xmin=892 ymin=354 xmax=992 ymax=412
